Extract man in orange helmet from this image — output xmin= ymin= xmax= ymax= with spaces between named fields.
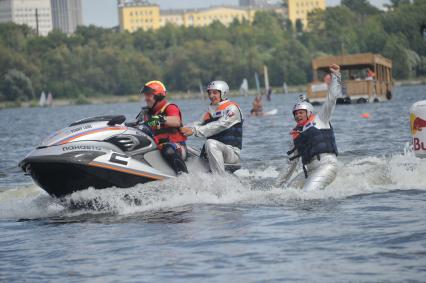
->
xmin=139 ymin=80 xmax=188 ymax=174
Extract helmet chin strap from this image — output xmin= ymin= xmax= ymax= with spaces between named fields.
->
xmin=150 ymin=95 xmax=164 ymax=109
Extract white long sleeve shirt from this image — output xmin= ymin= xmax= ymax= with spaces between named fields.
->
xmin=189 ymin=100 xmax=243 ymax=154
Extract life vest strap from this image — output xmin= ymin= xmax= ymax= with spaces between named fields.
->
xmin=289 ymin=154 xmax=300 ymax=161
xmin=154 ymin=128 xmax=179 ymax=135
xmin=303 ymin=165 xmax=308 ymax=178
xmin=287 ymin=147 xmax=297 ymax=156
xmin=159 ymin=102 xmax=170 ymax=114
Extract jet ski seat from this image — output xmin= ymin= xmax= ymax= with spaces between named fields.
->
xmin=69 ymin=115 xmax=126 ymax=127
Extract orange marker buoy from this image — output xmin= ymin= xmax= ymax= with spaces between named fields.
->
xmin=361 ymin=113 xmax=370 ymax=118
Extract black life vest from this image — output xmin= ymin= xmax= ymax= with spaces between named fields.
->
xmin=290 ymin=123 xmax=338 ymax=166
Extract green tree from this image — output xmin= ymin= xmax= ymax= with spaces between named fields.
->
xmin=0 ymin=22 xmax=33 ymax=51
xmin=384 ymin=0 xmax=412 ymax=10
xmin=381 ymin=0 xmax=426 ymax=56
xmin=341 ymin=0 xmax=381 ymax=16
xmin=0 ymin=69 xmax=34 ymax=101
xmin=382 ymin=34 xmax=411 ymax=78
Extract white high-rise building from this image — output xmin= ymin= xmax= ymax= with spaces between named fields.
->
xmin=51 ymin=0 xmax=82 ymax=34
xmin=0 ymin=0 xmax=53 ymax=35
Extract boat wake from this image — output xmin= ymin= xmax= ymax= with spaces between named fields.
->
xmin=1 ymin=150 xmax=425 ymax=220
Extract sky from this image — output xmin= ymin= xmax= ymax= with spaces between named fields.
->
xmin=82 ymin=0 xmax=391 ymax=28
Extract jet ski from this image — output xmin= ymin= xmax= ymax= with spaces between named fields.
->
xmin=19 ymin=115 xmax=241 ymax=198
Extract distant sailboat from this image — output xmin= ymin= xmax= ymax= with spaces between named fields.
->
xmin=264 ymin=65 xmax=270 ymax=93
xmin=264 ymin=65 xmax=271 ymax=101
xmin=199 ymin=81 xmax=205 ymax=100
xmin=240 ymin=78 xmax=249 ymax=97
xmin=46 ymin=92 xmax=53 ymax=107
xmin=254 ymin=72 xmax=261 ymax=96
xmin=283 ymin=82 xmax=288 ymax=94
xmin=39 ymin=91 xmax=46 ymax=107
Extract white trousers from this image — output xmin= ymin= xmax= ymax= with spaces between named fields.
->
xmin=289 ymin=153 xmax=338 ymax=191
xmin=204 ymin=139 xmax=240 ymax=175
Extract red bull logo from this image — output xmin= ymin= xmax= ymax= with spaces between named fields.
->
xmin=410 ymin=114 xmax=426 ymax=135
xmin=411 ymin=114 xmax=426 ymax=151
xmin=413 ymin=117 xmax=426 ymax=133
xmin=412 ymin=115 xmax=426 ymax=150
xmin=413 ymin=138 xmax=426 ymax=151
xmin=410 ymin=101 xmax=426 ymax=156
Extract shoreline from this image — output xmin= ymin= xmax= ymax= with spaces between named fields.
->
xmin=1 ymin=79 xmax=425 ymax=110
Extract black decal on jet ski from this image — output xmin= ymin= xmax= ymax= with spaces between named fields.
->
xmin=63 ymin=145 xmax=102 ymax=152
xmin=109 ymin=153 xmax=129 ymax=165
xmin=70 ymin=124 xmax=93 ymax=133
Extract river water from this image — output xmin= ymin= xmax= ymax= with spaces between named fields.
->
xmin=1 ymin=85 xmax=426 ymax=282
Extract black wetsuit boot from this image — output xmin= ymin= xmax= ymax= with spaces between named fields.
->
xmin=161 ymin=143 xmax=188 ymax=174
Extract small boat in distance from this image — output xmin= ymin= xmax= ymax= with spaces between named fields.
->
xmin=46 ymin=92 xmax=53 ymax=107
xmin=240 ymin=78 xmax=249 ymax=97
xmin=39 ymin=91 xmax=46 ymax=107
xmin=307 ymin=53 xmax=393 ymax=104
xmin=283 ymin=82 xmax=288 ymax=95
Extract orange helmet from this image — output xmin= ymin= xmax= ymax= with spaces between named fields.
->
xmin=140 ymin=80 xmax=167 ymax=100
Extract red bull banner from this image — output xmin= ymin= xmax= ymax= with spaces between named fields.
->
xmin=410 ymin=100 xmax=426 ymax=157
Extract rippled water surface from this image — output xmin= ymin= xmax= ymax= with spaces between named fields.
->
xmin=1 ymin=85 xmax=426 ymax=282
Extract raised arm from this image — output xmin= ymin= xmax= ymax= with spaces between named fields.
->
xmin=318 ymin=64 xmax=342 ymax=124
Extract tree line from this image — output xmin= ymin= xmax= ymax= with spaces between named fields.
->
xmin=0 ymin=0 xmax=425 ymax=102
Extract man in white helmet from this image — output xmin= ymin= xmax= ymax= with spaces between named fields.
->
xmin=275 ymin=64 xmax=341 ymax=191
xmin=180 ymin=81 xmax=243 ymax=174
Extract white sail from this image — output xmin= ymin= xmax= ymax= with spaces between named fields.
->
xmin=240 ymin=78 xmax=249 ymax=97
xmin=263 ymin=65 xmax=270 ymax=94
xmin=46 ymin=92 xmax=53 ymax=107
xmin=39 ymin=91 xmax=46 ymax=107
xmin=254 ymin=72 xmax=261 ymax=95
xmin=199 ymin=81 xmax=205 ymax=100
xmin=283 ymin=82 xmax=288 ymax=94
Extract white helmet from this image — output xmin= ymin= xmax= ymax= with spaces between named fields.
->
xmin=292 ymin=101 xmax=314 ymax=118
xmin=207 ymin=80 xmax=229 ymax=100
